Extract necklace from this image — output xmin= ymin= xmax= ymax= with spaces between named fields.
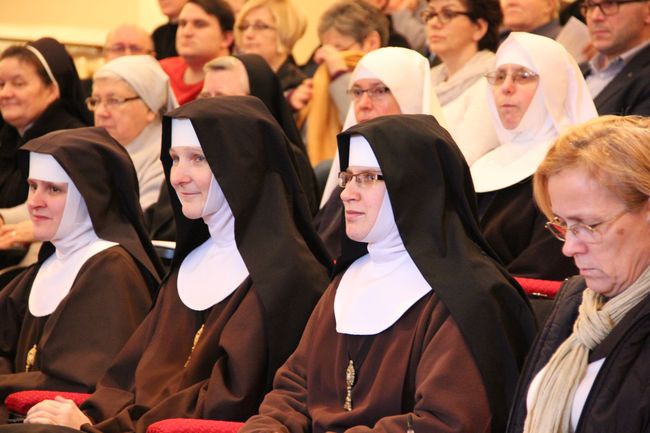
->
xmin=25 ymin=344 xmax=38 ymax=372
xmin=343 ymin=336 xmax=373 ymax=411
xmin=184 ymin=323 xmax=205 ymax=368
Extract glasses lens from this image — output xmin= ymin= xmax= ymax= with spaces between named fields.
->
xmin=338 ymin=172 xmax=350 ymax=188
xmin=545 ymin=222 xmax=567 ymax=241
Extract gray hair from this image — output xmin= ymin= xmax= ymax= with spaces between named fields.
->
xmin=318 ymin=0 xmax=389 ymax=47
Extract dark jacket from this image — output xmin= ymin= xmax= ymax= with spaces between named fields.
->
xmin=582 ymin=43 xmax=650 ymax=116
xmin=507 ymin=275 xmax=650 ymax=433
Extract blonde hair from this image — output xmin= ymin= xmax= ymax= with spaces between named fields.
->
xmin=534 ymin=115 xmax=650 ymax=219
xmin=234 ymin=0 xmax=306 ymax=55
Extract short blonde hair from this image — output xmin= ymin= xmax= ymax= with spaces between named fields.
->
xmin=234 ymin=0 xmax=306 ymax=55
xmin=534 ymin=115 xmax=650 ymax=219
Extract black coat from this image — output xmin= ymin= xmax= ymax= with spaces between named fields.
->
xmin=507 ymin=276 xmax=650 ymax=433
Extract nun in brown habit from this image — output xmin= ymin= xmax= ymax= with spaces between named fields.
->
xmin=241 ymin=114 xmax=537 ymax=433
xmin=8 ymin=96 xmax=330 ymax=433
xmin=0 ymin=127 xmax=162 ymax=421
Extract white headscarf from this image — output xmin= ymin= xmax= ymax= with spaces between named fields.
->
xmin=334 ymin=135 xmax=432 ymax=335
xmin=171 ymin=119 xmax=250 ymax=311
xmin=28 ymin=153 xmax=116 ymax=317
xmin=320 ymin=47 xmax=447 ymax=207
xmin=94 ymin=55 xmax=179 ymax=209
xmin=471 ymin=32 xmax=597 ymax=193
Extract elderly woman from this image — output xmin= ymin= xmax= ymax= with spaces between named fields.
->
xmin=234 ymin=0 xmax=306 ymax=92
xmin=316 ymin=46 xmax=445 ymax=258
xmin=90 ymin=55 xmax=178 ymax=211
xmin=16 ymin=97 xmax=329 ymax=433
xmin=471 ymin=32 xmax=597 ymax=280
xmin=0 ymin=127 xmax=162 ymax=422
xmin=424 ymin=0 xmax=501 ymax=165
xmin=241 ymin=114 xmax=536 ymax=433
xmin=506 ymin=115 xmax=650 ymax=433
xmin=0 ymin=38 xmax=89 ymax=254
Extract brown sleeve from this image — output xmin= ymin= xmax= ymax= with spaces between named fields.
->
xmin=241 ymin=290 xmax=334 ymax=433
xmin=345 ymin=301 xmax=492 ymax=433
xmin=0 ymin=248 xmax=151 ymax=398
xmin=0 ymin=266 xmax=36 ymax=375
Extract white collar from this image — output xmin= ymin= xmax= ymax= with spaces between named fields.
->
xmin=177 ymin=177 xmax=249 ymax=311
xmin=334 ymin=189 xmax=432 ymax=335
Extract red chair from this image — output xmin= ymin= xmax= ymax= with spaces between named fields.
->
xmin=514 ymin=276 xmax=563 ymax=327
xmin=4 ymin=390 xmax=91 ymax=416
xmin=147 ymin=419 xmax=244 ymax=433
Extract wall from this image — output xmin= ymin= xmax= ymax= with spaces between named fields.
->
xmin=0 ymin=0 xmax=332 ymax=64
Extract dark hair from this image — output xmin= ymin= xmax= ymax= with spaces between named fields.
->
xmin=188 ymin=0 xmax=235 ymax=32
xmin=318 ymin=0 xmax=390 ymax=47
xmin=0 ymin=45 xmax=54 ymax=86
xmin=461 ymin=0 xmax=502 ymax=52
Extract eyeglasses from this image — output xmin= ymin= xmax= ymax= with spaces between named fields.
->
xmin=484 ymin=68 xmax=539 ymax=86
xmin=338 ymin=171 xmax=384 ymax=188
xmin=85 ymin=95 xmax=141 ymax=111
xmin=347 ymin=86 xmax=391 ymax=101
xmin=545 ymin=209 xmax=627 ymax=243
xmin=103 ymin=43 xmax=151 ymax=55
xmin=237 ymin=21 xmax=276 ymax=32
xmin=579 ymin=0 xmax=645 ymax=16
xmin=420 ymin=8 xmax=474 ymax=24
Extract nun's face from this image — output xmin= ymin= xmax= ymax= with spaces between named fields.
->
xmin=92 ymin=78 xmax=155 ymax=146
xmin=169 ymin=146 xmax=214 ymax=219
xmin=353 ymin=79 xmax=402 ymax=124
xmin=0 ymin=58 xmax=59 ymax=133
xmin=490 ymin=63 xmax=539 ymax=130
xmin=340 ymin=165 xmax=386 ymax=241
xmin=27 ymin=179 xmax=68 ymax=241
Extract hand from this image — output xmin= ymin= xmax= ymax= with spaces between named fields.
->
xmin=314 ymin=45 xmax=349 ymax=77
xmin=24 ymin=396 xmax=91 ymax=428
xmin=0 ymin=220 xmax=35 ymax=249
xmin=288 ymin=79 xmax=313 ymax=111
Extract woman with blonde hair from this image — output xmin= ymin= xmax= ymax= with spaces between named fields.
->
xmin=506 ymin=115 xmax=650 ymax=433
xmin=234 ymin=0 xmax=306 ymax=91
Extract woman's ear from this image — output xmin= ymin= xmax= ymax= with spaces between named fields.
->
xmin=472 ymin=18 xmax=489 ymax=43
xmin=361 ymin=31 xmax=382 ymax=52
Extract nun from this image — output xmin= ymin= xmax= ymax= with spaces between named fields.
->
xmin=471 ymin=32 xmax=598 ymax=280
xmin=91 ymin=55 xmax=178 ymax=211
xmin=19 ymin=97 xmax=330 ymax=433
xmin=315 ymin=46 xmax=446 ymax=259
xmin=0 ymin=127 xmax=162 ymax=421
xmin=242 ymin=114 xmax=536 ymax=433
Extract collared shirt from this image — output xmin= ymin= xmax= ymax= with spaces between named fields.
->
xmin=586 ymin=40 xmax=650 ymax=97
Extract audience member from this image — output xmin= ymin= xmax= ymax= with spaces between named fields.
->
xmin=316 ymin=47 xmax=445 ymax=259
xmin=0 ymin=127 xmax=162 ymax=422
xmin=160 ymin=0 xmax=234 ymax=104
xmin=426 ymin=0 xmax=502 ymax=165
xmin=152 ymin=0 xmax=188 ymax=60
xmin=293 ymin=0 xmax=389 ymax=165
xmin=388 ymin=0 xmax=429 ymax=53
xmin=581 ymin=0 xmax=650 ymax=115
xmin=507 ymin=115 xmax=650 ymax=433
xmin=234 ymin=0 xmax=307 ymax=92
xmin=91 ymin=55 xmax=178 ymax=211
xmin=241 ymin=114 xmax=536 ymax=433
xmin=225 ymin=0 xmax=247 ymax=14
xmin=471 ymin=32 xmax=597 ymax=280
xmin=361 ymin=0 xmax=411 ymax=47
xmin=145 ymin=54 xmax=318 ymax=241
xmin=14 ymin=97 xmax=329 ymax=433
xmin=500 ymin=0 xmax=562 ymax=39
xmin=0 ymin=38 xmax=90 ymax=266
xmin=104 ymin=25 xmax=155 ymax=62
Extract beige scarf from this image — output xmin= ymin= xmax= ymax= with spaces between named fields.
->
xmin=524 ymin=265 xmax=650 ymax=433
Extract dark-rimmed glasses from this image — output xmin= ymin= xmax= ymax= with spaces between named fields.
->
xmin=338 ymin=171 xmax=384 ymax=188
xmin=545 ymin=209 xmax=627 ymax=243
xmin=420 ymin=8 xmax=474 ymax=24
xmin=485 ymin=68 xmax=539 ymax=86
xmin=580 ymin=0 xmax=646 ymax=16
xmin=347 ymin=86 xmax=391 ymax=101
xmin=85 ymin=95 xmax=141 ymax=111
